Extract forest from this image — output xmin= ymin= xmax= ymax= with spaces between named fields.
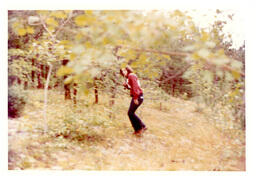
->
xmin=8 ymin=10 xmax=245 ymax=170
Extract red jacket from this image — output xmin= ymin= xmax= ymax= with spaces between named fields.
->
xmin=127 ymin=73 xmax=143 ymax=100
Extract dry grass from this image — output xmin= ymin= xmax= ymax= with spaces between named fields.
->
xmin=8 ymin=89 xmax=245 ymax=170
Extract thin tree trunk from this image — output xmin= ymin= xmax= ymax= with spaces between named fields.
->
xmin=31 ymin=58 xmax=35 ymax=85
xmin=94 ymin=80 xmax=98 ymax=104
xmin=64 ymin=80 xmax=71 ymax=100
xmin=24 ymin=81 xmax=28 ymax=90
xmin=62 ymin=59 xmax=71 ymax=100
xmin=41 ymin=64 xmax=44 ymax=88
xmin=73 ymin=83 xmax=77 ymax=105
xmin=43 ymin=63 xmax=53 ymax=134
xmin=110 ymin=86 xmax=116 ymax=106
xmin=37 ymin=63 xmax=43 ymax=89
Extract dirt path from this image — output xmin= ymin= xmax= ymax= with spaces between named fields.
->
xmin=8 ymin=90 xmax=245 ymax=170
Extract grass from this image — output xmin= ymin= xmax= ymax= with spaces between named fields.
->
xmin=8 ymin=89 xmax=245 ymax=170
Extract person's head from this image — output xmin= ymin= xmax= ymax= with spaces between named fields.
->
xmin=120 ymin=68 xmax=126 ymax=77
xmin=125 ymin=65 xmax=133 ymax=75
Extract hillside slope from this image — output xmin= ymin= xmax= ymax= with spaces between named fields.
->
xmin=8 ymin=89 xmax=245 ymax=170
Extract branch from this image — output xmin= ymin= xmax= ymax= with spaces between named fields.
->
xmin=118 ymin=45 xmax=188 ymax=57
xmin=55 ymin=11 xmax=74 ymax=36
xmin=117 ymin=45 xmax=245 ymax=78
xmin=159 ymin=64 xmax=191 ymax=84
xmin=39 ymin=14 xmax=55 ymax=40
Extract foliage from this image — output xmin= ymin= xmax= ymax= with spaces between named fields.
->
xmin=8 ymin=85 xmax=28 ymax=118
xmin=8 ymin=10 xmax=245 ymax=133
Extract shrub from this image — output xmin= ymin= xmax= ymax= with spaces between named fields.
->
xmin=8 ymin=85 xmax=27 ymax=118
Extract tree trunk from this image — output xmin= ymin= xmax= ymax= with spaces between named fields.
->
xmin=73 ymin=83 xmax=77 ymax=105
xmin=110 ymin=86 xmax=116 ymax=106
xmin=94 ymin=80 xmax=98 ymax=104
xmin=41 ymin=64 xmax=44 ymax=87
xmin=31 ymin=58 xmax=35 ymax=85
xmin=53 ymin=73 xmax=59 ymax=88
xmin=62 ymin=59 xmax=71 ymax=100
xmin=43 ymin=63 xmax=53 ymax=133
xmin=37 ymin=64 xmax=44 ymax=89
xmin=64 ymin=81 xmax=71 ymax=100
xmin=17 ymin=77 xmax=21 ymax=85
xmin=24 ymin=81 xmax=28 ymax=90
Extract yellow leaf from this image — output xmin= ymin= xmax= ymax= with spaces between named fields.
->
xmin=12 ymin=22 xmax=20 ymax=28
xmin=70 ymin=53 xmax=76 ymax=61
xmin=162 ymin=54 xmax=171 ymax=60
xmin=75 ymin=33 xmax=83 ymax=41
xmin=131 ymin=61 xmax=139 ymax=68
xmin=36 ymin=10 xmax=49 ymax=15
xmin=229 ymin=89 xmax=239 ymax=99
xmin=48 ymin=26 xmax=55 ymax=32
xmin=64 ymin=76 xmax=73 ymax=85
xmin=139 ymin=54 xmax=147 ymax=61
xmin=107 ymin=16 xmax=114 ymax=21
xmin=57 ymin=66 xmax=73 ymax=77
xmin=173 ymin=10 xmax=183 ymax=16
xmin=217 ymin=49 xmax=225 ymax=56
xmin=201 ymin=31 xmax=209 ymax=42
xmin=75 ymin=15 xmax=87 ymax=26
xmin=17 ymin=28 xmax=27 ymax=36
xmin=138 ymin=54 xmax=147 ymax=64
xmin=85 ymin=41 xmax=92 ymax=48
xmin=156 ymin=55 xmax=162 ymax=60
xmin=84 ymin=89 xmax=89 ymax=96
xmin=84 ymin=10 xmax=93 ymax=15
xmin=102 ymin=37 xmax=110 ymax=45
xmin=46 ymin=17 xmax=58 ymax=26
xmin=64 ymin=10 xmax=71 ymax=13
xmin=121 ymin=62 xmax=127 ymax=68
xmin=26 ymin=26 xmax=34 ymax=34
xmin=116 ymin=40 xmax=127 ymax=45
xmin=50 ymin=11 xmax=67 ymax=19
xmin=231 ymin=70 xmax=241 ymax=80
xmin=126 ymin=49 xmax=137 ymax=59
xmin=59 ymin=40 xmax=70 ymax=45
xmin=169 ymin=25 xmax=176 ymax=31
xmin=192 ymin=52 xmax=200 ymax=60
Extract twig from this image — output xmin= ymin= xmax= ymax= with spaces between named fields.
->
xmin=118 ymin=45 xmax=189 ymax=57
xmin=55 ymin=11 xmax=74 ymax=36
xmin=39 ymin=14 xmax=55 ymax=40
xmin=117 ymin=45 xmax=245 ymax=78
xmin=159 ymin=64 xmax=191 ymax=84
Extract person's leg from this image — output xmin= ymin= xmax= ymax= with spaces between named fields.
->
xmin=128 ymin=94 xmax=146 ymax=132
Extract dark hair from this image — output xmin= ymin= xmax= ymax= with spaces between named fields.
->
xmin=125 ymin=65 xmax=133 ymax=74
xmin=120 ymin=68 xmax=125 ymax=77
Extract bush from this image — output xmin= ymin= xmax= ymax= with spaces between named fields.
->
xmin=8 ymin=85 xmax=27 ymax=118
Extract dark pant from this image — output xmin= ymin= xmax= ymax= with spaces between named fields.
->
xmin=128 ymin=94 xmax=146 ymax=132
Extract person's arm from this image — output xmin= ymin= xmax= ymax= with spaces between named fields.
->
xmin=123 ymin=79 xmax=131 ymax=90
